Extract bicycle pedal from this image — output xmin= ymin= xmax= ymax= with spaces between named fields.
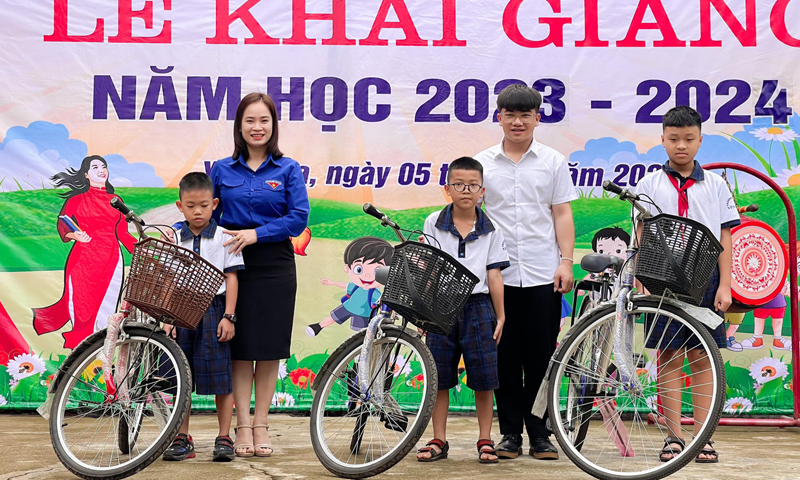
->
xmin=381 ymin=412 xmax=408 ymax=432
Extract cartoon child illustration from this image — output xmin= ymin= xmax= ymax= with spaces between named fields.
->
xmin=306 ymin=237 xmax=394 ymax=337
xmin=32 ymin=155 xmax=137 ymax=349
xmin=562 ymin=227 xmax=630 ymax=330
xmin=726 ymin=253 xmax=798 ymax=352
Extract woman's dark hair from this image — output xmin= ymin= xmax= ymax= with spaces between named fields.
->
xmin=233 ymin=92 xmax=283 ymax=162
xmin=51 ymin=155 xmax=114 ymax=199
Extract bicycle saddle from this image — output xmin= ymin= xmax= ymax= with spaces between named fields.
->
xmin=580 ymin=253 xmax=622 ymax=274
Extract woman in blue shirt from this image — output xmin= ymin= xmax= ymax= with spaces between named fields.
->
xmin=211 ymin=92 xmax=310 ymax=457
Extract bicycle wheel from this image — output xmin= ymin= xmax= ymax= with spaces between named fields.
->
xmin=49 ymin=325 xmax=191 ymax=480
xmin=548 ymin=298 xmax=725 ymax=480
xmin=310 ymin=325 xmax=437 ymax=478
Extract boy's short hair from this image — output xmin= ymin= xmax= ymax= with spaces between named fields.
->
xmin=344 ymin=237 xmax=394 ymax=266
xmin=662 ymin=106 xmax=702 ymax=132
xmin=592 ymin=226 xmax=631 ymax=251
xmin=497 ymin=84 xmax=542 ymax=113
xmin=179 ymin=172 xmax=214 ymax=198
xmin=447 ymin=156 xmax=483 ymax=183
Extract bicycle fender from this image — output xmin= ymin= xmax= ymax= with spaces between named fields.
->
xmin=651 ymin=296 xmax=725 ymax=329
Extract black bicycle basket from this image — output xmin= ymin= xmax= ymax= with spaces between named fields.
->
xmin=380 ymin=241 xmax=480 ymax=335
xmin=636 ymin=213 xmax=723 ymax=305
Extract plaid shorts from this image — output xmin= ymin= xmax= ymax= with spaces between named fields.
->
xmin=645 ymin=268 xmax=727 ymax=350
xmin=175 ymin=295 xmax=232 ymax=395
xmin=425 ymin=293 xmax=499 ymax=392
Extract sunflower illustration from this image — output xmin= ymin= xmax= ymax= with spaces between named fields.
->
xmin=81 ymin=359 xmax=105 ymax=385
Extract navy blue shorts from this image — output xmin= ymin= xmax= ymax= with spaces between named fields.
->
xmin=425 ymin=293 xmax=499 ymax=392
xmin=645 ymin=269 xmax=727 ymax=350
xmin=175 ymin=295 xmax=232 ymax=395
xmin=330 ymin=304 xmax=370 ymax=331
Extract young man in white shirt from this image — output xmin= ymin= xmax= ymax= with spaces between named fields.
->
xmin=474 ymin=84 xmax=577 ymax=460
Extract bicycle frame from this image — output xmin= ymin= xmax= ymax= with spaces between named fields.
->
xmin=357 ymin=216 xmax=407 ymax=403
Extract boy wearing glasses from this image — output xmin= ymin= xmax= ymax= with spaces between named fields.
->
xmin=415 ymin=156 xmax=509 ymax=464
xmin=475 ymin=84 xmax=577 ymax=460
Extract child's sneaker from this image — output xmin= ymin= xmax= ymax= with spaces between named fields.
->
xmin=162 ymin=433 xmax=195 ymax=461
xmin=741 ymin=336 xmax=763 ymax=350
xmin=773 ymin=337 xmax=792 ymax=351
xmin=306 ymin=323 xmax=322 ymax=337
xmin=726 ymin=336 xmax=743 ymax=352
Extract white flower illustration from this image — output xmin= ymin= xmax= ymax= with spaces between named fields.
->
xmin=272 ymin=392 xmax=296 ymax=408
xmin=0 ymin=395 xmax=7 ymax=406
xmin=749 ymin=357 xmax=790 ymax=384
xmin=723 ymin=397 xmax=753 ymax=415
xmin=278 ymin=361 xmax=288 ymax=379
xmin=775 ymin=165 xmax=800 ymax=188
xmin=390 ymin=354 xmax=412 ymax=377
xmin=751 ymin=127 xmax=799 ymax=143
xmin=636 ymin=361 xmax=657 ymax=383
xmin=645 ymin=395 xmax=659 ymax=411
xmin=7 ymin=353 xmax=46 ymax=381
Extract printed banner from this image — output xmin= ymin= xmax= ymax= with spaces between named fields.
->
xmin=0 ymin=0 xmax=798 ymax=415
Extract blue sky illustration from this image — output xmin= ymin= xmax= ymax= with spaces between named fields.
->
xmin=569 ymin=113 xmax=800 ymax=193
xmin=0 ymin=121 xmax=163 ymax=191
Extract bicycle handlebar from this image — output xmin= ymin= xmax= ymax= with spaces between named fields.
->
xmin=739 ymin=204 xmax=758 ymax=213
xmin=363 ymin=203 xmax=406 ymax=242
xmin=110 ymin=198 xmax=146 ymax=237
xmin=602 ymin=181 xmax=651 ymax=218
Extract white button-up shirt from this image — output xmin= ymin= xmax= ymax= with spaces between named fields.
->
xmin=475 ymin=139 xmax=578 ymax=287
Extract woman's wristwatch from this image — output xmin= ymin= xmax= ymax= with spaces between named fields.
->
xmin=222 ymin=313 xmax=237 ymax=323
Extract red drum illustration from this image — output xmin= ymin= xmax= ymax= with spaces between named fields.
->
xmin=728 ymin=218 xmax=788 ymax=313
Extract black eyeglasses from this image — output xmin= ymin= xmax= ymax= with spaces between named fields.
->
xmin=447 ymin=183 xmax=483 ymax=193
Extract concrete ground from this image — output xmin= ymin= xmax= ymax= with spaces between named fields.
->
xmin=1 ymin=413 xmax=798 ymax=480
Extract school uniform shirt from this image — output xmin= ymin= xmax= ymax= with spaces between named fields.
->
xmin=210 ymin=155 xmax=310 ymax=243
xmin=422 ymin=204 xmax=510 ymax=295
xmin=176 ymin=219 xmax=245 ymax=295
xmin=634 ymin=161 xmax=740 ymax=240
xmin=475 ymin=139 xmax=578 ymax=287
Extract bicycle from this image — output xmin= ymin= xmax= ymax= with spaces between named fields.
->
xmin=534 ymin=181 xmax=727 ymax=480
xmin=44 ymin=199 xmax=225 ymax=480
xmin=309 ymin=203 xmax=479 ymax=479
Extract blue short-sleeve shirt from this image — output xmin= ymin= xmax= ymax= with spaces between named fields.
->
xmin=210 ymin=155 xmax=310 ymax=243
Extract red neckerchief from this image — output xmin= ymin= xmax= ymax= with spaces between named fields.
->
xmin=666 ymin=173 xmax=695 ymax=218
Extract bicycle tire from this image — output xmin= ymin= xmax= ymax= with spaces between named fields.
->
xmin=49 ymin=326 xmax=191 ymax=480
xmin=548 ymin=298 xmax=725 ymax=480
xmin=310 ymin=326 xmax=437 ymax=479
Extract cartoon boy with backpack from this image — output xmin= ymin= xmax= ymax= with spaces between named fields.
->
xmin=306 ymin=237 xmax=394 ymax=336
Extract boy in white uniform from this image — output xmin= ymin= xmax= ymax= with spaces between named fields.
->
xmin=415 ymin=157 xmax=509 ymax=464
xmin=634 ymin=105 xmax=739 ymax=464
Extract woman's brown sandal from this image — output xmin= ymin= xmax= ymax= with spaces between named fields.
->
xmin=416 ymin=439 xmax=449 ymax=462
xmin=477 ymin=439 xmax=499 ymax=464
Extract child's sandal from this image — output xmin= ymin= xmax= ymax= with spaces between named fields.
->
xmin=659 ymin=436 xmax=685 ymax=462
xmin=477 ymin=439 xmax=499 ymax=464
xmin=253 ymin=424 xmax=273 ymax=457
xmin=417 ymin=438 xmax=449 ymax=462
xmin=695 ymin=440 xmax=719 ymax=464
xmin=234 ymin=424 xmax=255 ymax=458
